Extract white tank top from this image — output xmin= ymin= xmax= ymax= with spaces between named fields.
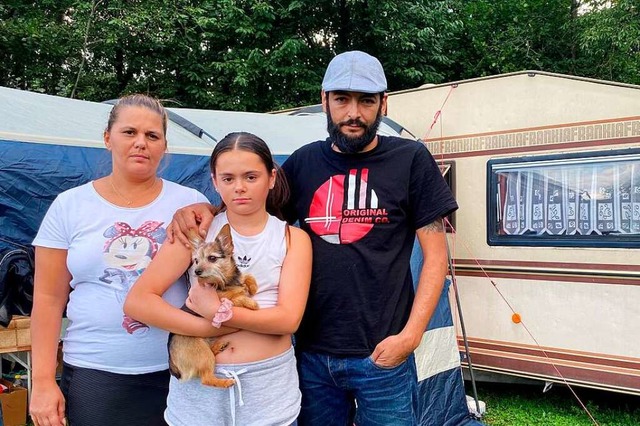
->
xmin=196 ymin=212 xmax=287 ymax=308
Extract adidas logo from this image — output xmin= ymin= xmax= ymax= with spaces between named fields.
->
xmin=237 ymin=255 xmax=251 ymax=268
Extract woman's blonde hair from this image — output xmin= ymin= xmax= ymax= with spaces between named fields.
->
xmin=106 ymin=94 xmax=168 ymax=136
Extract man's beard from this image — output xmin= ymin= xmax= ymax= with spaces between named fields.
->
xmin=326 ymin=105 xmax=383 ymax=154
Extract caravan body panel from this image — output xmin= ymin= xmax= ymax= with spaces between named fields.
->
xmin=387 ymin=71 xmax=640 ymax=394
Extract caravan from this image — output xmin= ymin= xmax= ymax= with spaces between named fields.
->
xmin=387 ymin=71 xmax=640 ymax=395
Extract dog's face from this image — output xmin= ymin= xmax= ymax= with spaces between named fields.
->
xmin=191 ymin=224 xmax=238 ymax=290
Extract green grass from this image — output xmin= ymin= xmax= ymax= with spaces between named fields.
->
xmin=17 ymin=381 xmax=640 ymax=426
xmin=474 ymin=382 xmax=640 ymax=426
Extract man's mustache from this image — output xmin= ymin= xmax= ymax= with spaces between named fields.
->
xmin=339 ymin=119 xmax=367 ymax=128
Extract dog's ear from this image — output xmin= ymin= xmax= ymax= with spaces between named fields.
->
xmin=187 ymin=229 xmax=204 ymax=250
xmin=216 ymin=224 xmax=234 ymax=253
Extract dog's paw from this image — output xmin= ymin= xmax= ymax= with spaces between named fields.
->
xmin=219 ymin=378 xmax=236 ymax=388
xmin=210 ymin=340 xmax=230 ymax=354
xmin=202 ymin=377 xmax=236 ymax=388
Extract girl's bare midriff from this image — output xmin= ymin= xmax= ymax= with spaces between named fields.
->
xmin=214 ymin=330 xmax=292 ymax=364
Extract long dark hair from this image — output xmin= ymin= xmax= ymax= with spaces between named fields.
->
xmin=209 ymin=132 xmax=289 ymax=219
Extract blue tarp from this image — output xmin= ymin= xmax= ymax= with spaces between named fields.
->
xmin=0 ymin=140 xmax=216 ymax=252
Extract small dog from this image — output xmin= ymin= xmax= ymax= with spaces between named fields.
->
xmin=168 ymin=224 xmax=259 ymax=388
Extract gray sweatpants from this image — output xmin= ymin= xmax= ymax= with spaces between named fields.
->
xmin=165 ymin=347 xmax=300 ymax=426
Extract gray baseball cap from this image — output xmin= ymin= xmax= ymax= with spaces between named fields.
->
xmin=322 ymin=51 xmax=387 ymax=94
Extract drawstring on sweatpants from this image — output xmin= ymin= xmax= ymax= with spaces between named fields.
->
xmin=219 ymin=368 xmax=248 ymax=426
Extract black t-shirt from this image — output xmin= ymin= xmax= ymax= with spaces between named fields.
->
xmin=282 ymin=136 xmax=458 ymax=357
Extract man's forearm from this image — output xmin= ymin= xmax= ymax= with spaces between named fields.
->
xmin=401 ymin=219 xmax=448 ymax=348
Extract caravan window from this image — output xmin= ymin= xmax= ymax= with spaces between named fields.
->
xmin=488 ymin=149 xmax=640 ymax=248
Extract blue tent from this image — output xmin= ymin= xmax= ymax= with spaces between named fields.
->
xmin=411 ymin=246 xmax=483 ymax=425
xmin=0 ymin=86 xmax=482 ymax=425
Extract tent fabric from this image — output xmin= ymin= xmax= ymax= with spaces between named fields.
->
xmin=0 ymin=86 xmax=215 ymax=152
xmin=168 ymin=106 xmax=403 ymax=155
xmin=418 ymin=367 xmax=483 ymax=426
xmin=0 ymin=86 xmax=480 ymax=425
xmin=411 ymin=245 xmax=485 ymax=425
xmin=0 ymin=140 xmax=216 ymax=251
xmin=416 ymin=284 xmax=484 ymax=425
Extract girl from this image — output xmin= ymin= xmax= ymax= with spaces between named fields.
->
xmin=124 ymin=132 xmax=312 ymax=425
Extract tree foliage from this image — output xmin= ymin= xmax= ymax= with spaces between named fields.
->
xmin=446 ymin=0 xmax=640 ymax=85
xmin=447 ymin=0 xmax=579 ymax=78
xmin=0 ymin=0 xmax=638 ymax=112
xmin=576 ymin=0 xmax=640 ymax=83
xmin=0 ymin=0 xmax=78 ymax=93
xmin=0 ymin=0 xmax=461 ymax=110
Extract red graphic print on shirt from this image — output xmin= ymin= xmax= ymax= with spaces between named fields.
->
xmin=305 ymin=169 xmax=388 ymax=244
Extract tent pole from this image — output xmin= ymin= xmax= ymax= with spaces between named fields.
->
xmin=445 ymin=236 xmax=481 ymax=417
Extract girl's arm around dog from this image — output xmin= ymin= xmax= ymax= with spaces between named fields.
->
xmin=187 ymin=226 xmax=311 ymax=335
xmin=124 ymin=238 xmax=236 ymax=338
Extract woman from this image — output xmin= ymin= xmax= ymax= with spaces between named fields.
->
xmin=30 ymin=94 xmax=209 ymax=426
xmin=124 ymin=132 xmax=312 ymax=426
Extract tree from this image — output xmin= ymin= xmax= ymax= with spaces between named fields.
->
xmin=0 ymin=0 xmax=463 ymax=110
xmin=313 ymin=0 xmax=463 ymax=90
xmin=0 ymin=1 xmax=78 ymax=93
xmin=444 ymin=0 xmax=640 ymax=85
xmin=576 ymin=0 xmax=640 ymax=84
xmin=446 ymin=0 xmax=579 ymax=80
xmin=2 ymin=0 xmax=637 ymax=111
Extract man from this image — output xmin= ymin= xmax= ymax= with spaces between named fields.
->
xmin=170 ymin=51 xmax=458 ymax=425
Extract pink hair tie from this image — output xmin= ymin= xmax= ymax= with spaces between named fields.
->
xmin=212 ymin=298 xmax=233 ymax=328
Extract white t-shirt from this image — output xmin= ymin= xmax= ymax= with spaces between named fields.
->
xmin=33 ymin=179 xmax=209 ymax=374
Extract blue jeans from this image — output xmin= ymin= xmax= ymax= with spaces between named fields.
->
xmin=297 ymin=351 xmax=418 ymax=426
